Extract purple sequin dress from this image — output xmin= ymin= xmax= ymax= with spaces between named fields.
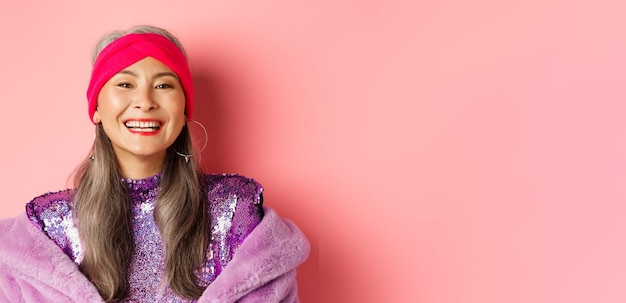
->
xmin=25 ymin=174 xmax=264 ymax=302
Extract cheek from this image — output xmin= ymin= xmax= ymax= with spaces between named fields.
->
xmin=96 ymin=91 xmax=127 ymax=120
xmin=174 ymin=111 xmax=187 ymax=129
xmin=173 ymin=98 xmax=187 ymax=119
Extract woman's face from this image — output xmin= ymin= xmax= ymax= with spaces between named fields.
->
xmin=93 ymin=57 xmax=186 ymax=168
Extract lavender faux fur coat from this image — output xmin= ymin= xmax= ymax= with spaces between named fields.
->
xmin=0 ymin=207 xmax=309 ymax=302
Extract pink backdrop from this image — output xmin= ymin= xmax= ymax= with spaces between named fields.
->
xmin=2 ymin=1 xmax=626 ymax=302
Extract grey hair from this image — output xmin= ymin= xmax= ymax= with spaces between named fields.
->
xmin=91 ymin=25 xmax=187 ymax=64
xmin=75 ymin=25 xmax=209 ymax=301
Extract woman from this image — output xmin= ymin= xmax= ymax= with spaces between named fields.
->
xmin=0 ymin=25 xmax=309 ymax=302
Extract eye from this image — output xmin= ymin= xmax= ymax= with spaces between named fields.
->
xmin=117 ymin=82 xmax=133 ymax=88
xmin=156 ymin=83 xmax=174 ymax=89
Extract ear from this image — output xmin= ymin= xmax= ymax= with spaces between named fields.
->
xmin=92 ymin=110 xmax=101 ymax=124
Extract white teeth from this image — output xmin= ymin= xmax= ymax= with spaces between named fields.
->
xmin=125 ymin=121 xmax=161 ymax=129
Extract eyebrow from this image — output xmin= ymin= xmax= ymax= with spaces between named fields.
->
xmin=116 ymin=70 xmax=179 ymax=79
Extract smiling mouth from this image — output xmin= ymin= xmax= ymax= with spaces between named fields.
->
xmin=124 ymin=120 xmax=162 ymax=133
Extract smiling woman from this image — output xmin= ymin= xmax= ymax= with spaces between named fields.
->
xmin=93 ymin=57 xmax=187 ymax=178
xmin=0 ymin=25 xmax=309 ymax=303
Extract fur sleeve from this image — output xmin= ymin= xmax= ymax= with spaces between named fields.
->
xmin=0 ymin=214 xmax=104 ymax=303
xmin=199 ymin=207 xmax=310 ymax=303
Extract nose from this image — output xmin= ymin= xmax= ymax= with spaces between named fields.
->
xmin=133 ymin=86 xmax=158 ymax=111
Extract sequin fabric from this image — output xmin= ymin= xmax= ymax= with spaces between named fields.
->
xmin=25 ymin=173 xmax=264 ymax=302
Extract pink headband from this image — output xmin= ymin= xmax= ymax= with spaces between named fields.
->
xmin=86 ymin=33 xmax=194 ymax=122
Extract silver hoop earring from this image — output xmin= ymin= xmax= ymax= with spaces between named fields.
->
xmin=174 ymin=120 xmax=209 ymax=163
xmin=175 ymin=152 xmax=192 ymax=163
xmin=190 ymin=120 xmax=208 ymax=153
xmin=89 ymin=128 xmax=97 ymax=161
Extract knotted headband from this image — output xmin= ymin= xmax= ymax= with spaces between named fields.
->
xmin=86 ymin=33 xmax=194 ymax=122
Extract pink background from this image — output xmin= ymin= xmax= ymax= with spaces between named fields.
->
xmin=2 ymin=1 xmax=626 ymax=302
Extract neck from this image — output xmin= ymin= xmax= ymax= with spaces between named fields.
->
xmin=116 ymin=153 xmax=166 ymax=179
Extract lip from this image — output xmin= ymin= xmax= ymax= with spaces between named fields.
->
xmin=123 ymin=118 xmax=163 ymax=136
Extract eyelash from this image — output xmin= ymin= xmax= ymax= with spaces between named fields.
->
xmin=116 ymin=83 xmax=173 ymax=89
xmin=156 ymin=83 xmax=173 ymax=89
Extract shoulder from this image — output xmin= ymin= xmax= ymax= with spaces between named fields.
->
xmin=204 ymin=174 xmax=264 ymax=218
xmin=203 ymin=173 xmax=264 ymax=248
xmin=204 ymin=174 xmax=264 ymax=204
xmin=25 ymin=189 xmax=74 ymax=232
